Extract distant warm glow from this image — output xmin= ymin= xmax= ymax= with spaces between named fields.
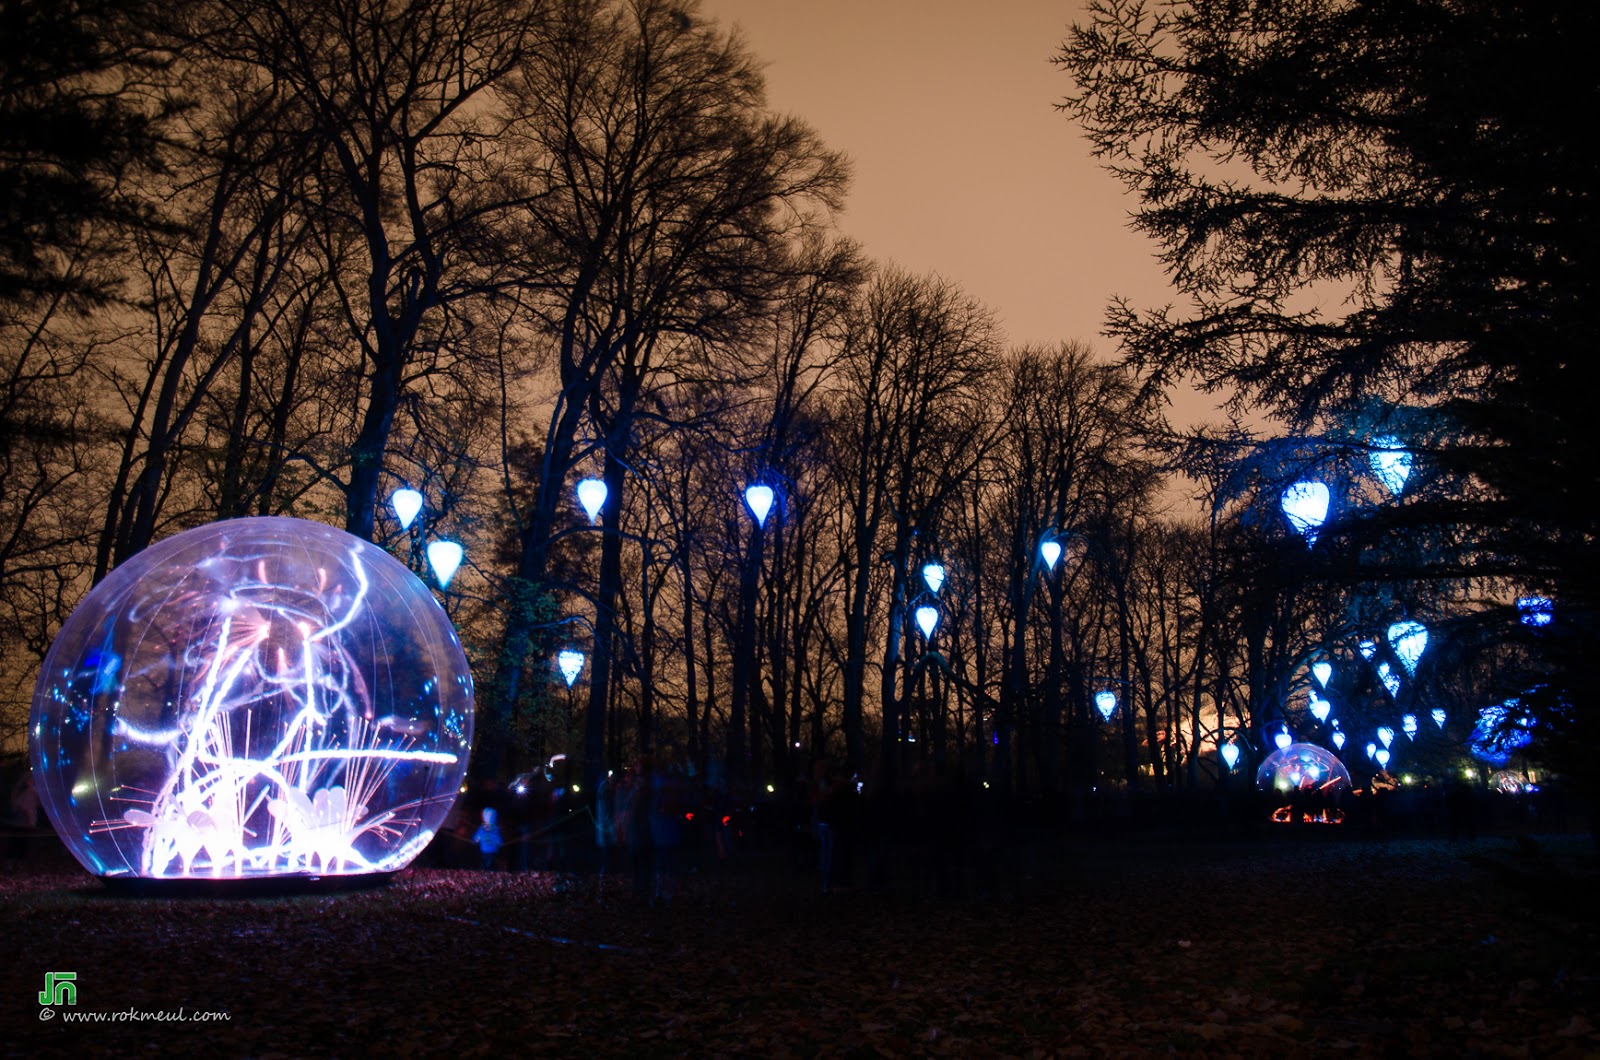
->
xmin=921 ymin=561 xmax=946 ymax=594
xmin=1369 ymin=435 xmax=1412 ymax=495
xmin=745 ymin=484 xmax=775 ymax=528
xmin=426 ymin=541 xmax=464 ymax=588
xmin=29 ymin=517 xmax=472 ymax=881
xmin=391 ymin=488 xmax=423 ymax=530
xmin=1095 ymin=690 xmax=1117 ymax=721
xmin=1312 ymin=661 xmax=1333 ymax=688
xmin=1040 ymin=539 xmax=1062 ymax=571
xmin=557 ymin=649 xmax=585 ymax=688
xmin=914 ymin=605 xmax=939 ymax=639
xmin=1280 ymin=481 xmax=1330 ymax=544
xmin=1386 ymin=620 xmax=1428 ymax=675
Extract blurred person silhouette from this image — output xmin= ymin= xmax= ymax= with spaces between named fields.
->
xmin=473 ymin=806 xmax=503 ymax=870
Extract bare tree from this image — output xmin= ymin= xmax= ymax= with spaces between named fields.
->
xmin=828 ymin=267 xmax=1002 ymax=775
xmin=489 ymin=0 xmax=847 ymax=784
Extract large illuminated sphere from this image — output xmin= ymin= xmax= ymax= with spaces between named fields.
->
xmin=1254 ymin=743 xmax=1352 ymax=796
xmin=30 ymin=517 xmax=473 ymax=882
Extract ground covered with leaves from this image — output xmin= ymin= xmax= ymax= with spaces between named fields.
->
xmin=3 ymin=832 xmax=1597 ymax=1058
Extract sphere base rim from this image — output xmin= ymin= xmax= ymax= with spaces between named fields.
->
xmin=96 ymin=870 xmax=400 ymax=898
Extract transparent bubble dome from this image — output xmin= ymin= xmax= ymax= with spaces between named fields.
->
xmin=30 ymin=517 xmax=473 ymax=880
xmin=1255 ymin=743 xmax=1352 ymax=794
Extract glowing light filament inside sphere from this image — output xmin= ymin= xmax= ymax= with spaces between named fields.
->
xmin=1255 ymin=743 xmax=1351 ymax=798
xmin=29 ymin=517 xmax=473 ymax=881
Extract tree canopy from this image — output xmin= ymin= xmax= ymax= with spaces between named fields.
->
xmin=1058 ymin=0 xmax=1598 ymax=776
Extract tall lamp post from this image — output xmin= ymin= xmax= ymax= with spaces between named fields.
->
xmin=729 ymin=483 xmax=774 ymax=788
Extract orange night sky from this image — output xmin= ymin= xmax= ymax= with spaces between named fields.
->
xmin=700 ymin=0 xmax=1179 ymax=355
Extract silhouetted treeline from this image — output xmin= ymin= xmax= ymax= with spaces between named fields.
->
xmin=1 ymin=0 xmax=1584 ymax=812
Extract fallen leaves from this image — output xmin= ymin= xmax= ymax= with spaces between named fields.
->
xmin=0 ymin=835 xmax=1595 ymax=1057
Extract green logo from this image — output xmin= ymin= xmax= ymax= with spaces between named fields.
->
xmin=39 ymin=972 xmax=77 ymax=1007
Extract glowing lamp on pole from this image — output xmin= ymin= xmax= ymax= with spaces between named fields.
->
xmin=1220 ymin=742 xmax=1242 ymax=771
xmin=922 ymin=561 xmax=946 ymax=595
xmin=914 ymin=605 xmax=939 ymax=640
xmin=744 ymin=484 xmax=775 ymax=528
